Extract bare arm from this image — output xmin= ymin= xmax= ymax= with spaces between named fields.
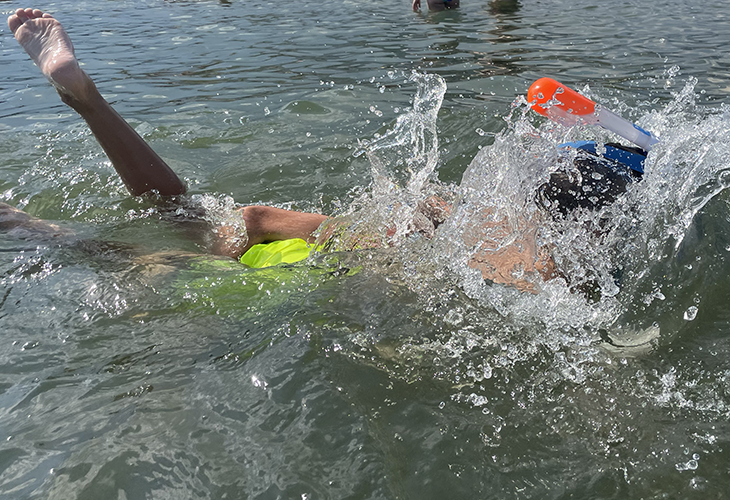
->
xmin=212 ymin=205 xmax=329 ymax=259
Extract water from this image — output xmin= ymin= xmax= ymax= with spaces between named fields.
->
xmin=2 ymin=0 xmax=730 ymax=498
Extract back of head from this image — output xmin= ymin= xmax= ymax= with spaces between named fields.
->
xmin=537 ymin=142 xmax=646 ymax=216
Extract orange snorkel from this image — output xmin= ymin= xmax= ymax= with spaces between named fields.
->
xmin=527 ymin=77 xmax=658 ymax=151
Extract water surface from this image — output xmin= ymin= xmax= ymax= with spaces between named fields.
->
xmin=1 ymin=0 xmax=730 ymax=498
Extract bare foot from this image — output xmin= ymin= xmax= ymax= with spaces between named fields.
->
xmin=8 ymin=8 xmax=96 ymax=104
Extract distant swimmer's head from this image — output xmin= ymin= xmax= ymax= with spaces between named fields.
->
xmin=536 ymin=141 xmax=647 ymax=216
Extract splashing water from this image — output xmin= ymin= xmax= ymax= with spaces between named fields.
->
xmin=189 ymin=193 xmax=248 ymax=250
xmin=333 ymin=72 xmax=449 ymax=249
xmin=334 ymin=72 xmax=730 ymax=381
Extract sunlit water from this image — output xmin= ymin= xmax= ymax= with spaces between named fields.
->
xmin=2 ymin=0 xmax=730 ymax=498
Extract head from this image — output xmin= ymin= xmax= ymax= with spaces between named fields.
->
xmin=536 ymin=142 xmax=646 ymax=217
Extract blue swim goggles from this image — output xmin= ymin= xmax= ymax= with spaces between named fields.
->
xmin=560 ymin=140 xmax=647 ymax=176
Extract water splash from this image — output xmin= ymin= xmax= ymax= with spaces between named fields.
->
xmin=336 ymin=72 xmax=730 ymax=390
xmin=187 ymin=193 xmax=248 ymax=251
xmin=332 ymin=72 xmax=448 ymax=249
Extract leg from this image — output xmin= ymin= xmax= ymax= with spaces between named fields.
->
xmin=8 ymin=8 xmax=185 ymax=197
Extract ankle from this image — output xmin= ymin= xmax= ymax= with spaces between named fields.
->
xmin=59 ymin=77 xmax=103 ymax=113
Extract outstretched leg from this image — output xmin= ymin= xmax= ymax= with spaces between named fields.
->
xmin=8 ymin=8 xmax=186 ymax=197
xmin=8 ymin=8 xmax=330 ymax=262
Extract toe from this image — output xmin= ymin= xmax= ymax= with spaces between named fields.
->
xmin=7 ymin=14 xmax=21 ymax=33
xmin=13 ymin=9 xmax=28 ymax=24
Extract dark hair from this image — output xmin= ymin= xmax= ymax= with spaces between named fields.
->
xmin=537 ymin=142 xmax=645 ymax=216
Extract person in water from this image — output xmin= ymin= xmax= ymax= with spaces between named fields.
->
xmin=412 ymin=0 xmax=460 ymax=12
xmin=5 ymin=8 xmax=643 ymax=293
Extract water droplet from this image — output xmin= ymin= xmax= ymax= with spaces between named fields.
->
xmin=675 ymin=458 xmax=699 ymax=471
xmin=684 ymin=306 xmax=698 ymax=321
xmin=444 ymin=309 xmax=463 ymax=325
xmin=475 ymin=128 xmax=486 ymax=136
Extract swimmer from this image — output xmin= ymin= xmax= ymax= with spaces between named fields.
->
xmin=412 ymin=0 xmax=460 ymax=12
xmin=6 ymin=8 xmax=640 ymax=294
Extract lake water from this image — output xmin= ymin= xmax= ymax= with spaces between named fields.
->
xmin=2 ymin=0 xmax=730 ymax=498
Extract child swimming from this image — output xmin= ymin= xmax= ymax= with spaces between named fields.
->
xmin=6 ymin=8 xmax=643 ymax=294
